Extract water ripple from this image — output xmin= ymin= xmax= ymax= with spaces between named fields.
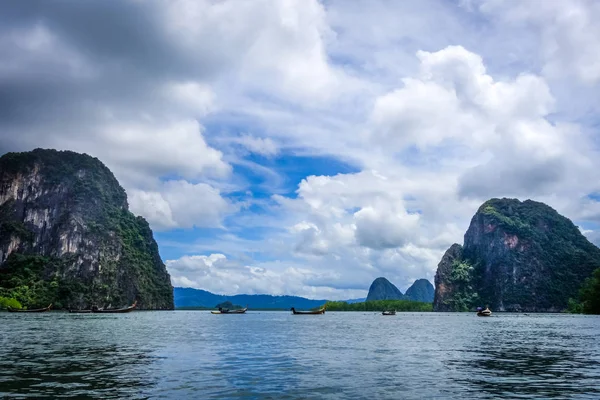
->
xmin=0 ymin=312 xmax=599 ymax=399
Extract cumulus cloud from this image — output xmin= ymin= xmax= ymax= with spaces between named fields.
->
xmin=474 ymin=0 xmax=600 ymax=84
xmin=129 ymin=180 xmax=237 ymax=231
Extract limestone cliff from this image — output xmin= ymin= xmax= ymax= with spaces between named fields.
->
xmin=433 ymin=198 xmax=600 ymax=312
xmin=0 ymin=149 xmax=174 ymax=309
xmin=366 ymin=277 xmax=404 ymax=301
xmin=405 ymin=278 xmax=434 ymax=303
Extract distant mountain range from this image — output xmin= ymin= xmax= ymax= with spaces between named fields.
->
xmin=174 ymin=278 xmax=432 ymax=309
xmin=174 ymin=287 xmax=331 ymax=309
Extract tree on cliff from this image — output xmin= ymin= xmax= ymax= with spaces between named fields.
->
xmin=570 ymin=268 xmax=600 ymax=314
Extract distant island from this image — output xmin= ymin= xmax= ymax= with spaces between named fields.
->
xmin=174 ymin=277 xmax=434 ymax=311
xmin=366 ymin=277 xmax=434 ymax=302
xmin=175 ymin=287 xmax=330 ymax=310
xmin=0 ymin=149 xmax=174 ymax=310
xmin=434 ymin=198 xmax=600 ymax=313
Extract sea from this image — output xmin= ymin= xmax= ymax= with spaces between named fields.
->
xmin=1 ymin=311 xmax=599 ymax=399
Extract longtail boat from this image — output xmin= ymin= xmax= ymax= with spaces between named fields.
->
xmin=8 ymin=304 xmax=52 ymax=313
xmin=211 ymin=306 xmax=248 ymax=314
xmin=291 ymin=306 xmax=326 ymax=315
xmin=382 ymin=310 xmax=396 ymax=316
xmin=476 ymin=307 xmax=492 ymax=317
xmin=92 ymin=301 xmax=137 ymax=314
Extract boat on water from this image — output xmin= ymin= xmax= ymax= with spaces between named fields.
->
xmin=91 ymin=301 xmax=137 ymax=314
xmin=382 ymin=310 xmax=396 ymax=316
xmin=290 ymin=306 xmax=326 ymax=315
xmin=211 ymin=306 xmax=248 ymax=314
xmin=8 ymin=304 xmax=52 ymax=313
xmin=477 ymin=307 xmax=492 ymax=317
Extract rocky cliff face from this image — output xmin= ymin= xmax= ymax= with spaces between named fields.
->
xmin=404 ymin=278 xmax=435 ymax=303
xmin=366 ymin=277 xmax=404 ymax=301
xmin=0 ymin=149 xmax=174 ymax=309
xmin=433 ymin=198 xmax=600 ymax=312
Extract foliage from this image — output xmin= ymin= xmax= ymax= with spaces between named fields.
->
xmin=216 ymin=301 xmax=243 ymax=309
xmin=441 ymin=260 xmax=480 ymax=311
xmin=0 ymin=296 xmax=22 ymax=310
xmin=449 ymin=261 xmax=473 ymax=284
xmin=0 ymin=221 xmax=34 ymax=243
xmin=569 ymin=268 xmax=600 ymax=314
xmin=325 ymin=299 xmax=433 ymax=312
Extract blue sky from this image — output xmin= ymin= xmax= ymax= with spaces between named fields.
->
xmin=1 ymin=0 xmax=600 ymax=299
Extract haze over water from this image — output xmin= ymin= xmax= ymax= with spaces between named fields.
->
xmin=1 ymin=312 xmax=599 ymax=399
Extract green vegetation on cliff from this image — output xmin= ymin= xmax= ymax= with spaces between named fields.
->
xmin=0 ymin=149 xmax=173 ymax=310
xmin=325 ymin=299 xmax=432 ymax=312
xmin=0 ymin=296 xmax=22 ymax=310
xmin=569 ymin=268 xmax=600 ymax=314
xmin=442 ymin=260 xmax=479 ymax=312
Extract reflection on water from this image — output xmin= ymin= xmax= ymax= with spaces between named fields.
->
xmin=449 ymin=320 xmax=600 ymax=399
xmin=1 ymin=312 xmax=599 ymax=399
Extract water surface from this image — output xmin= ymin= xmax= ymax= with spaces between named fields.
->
xmin=1 ymin=311 xmax=599 ymax=399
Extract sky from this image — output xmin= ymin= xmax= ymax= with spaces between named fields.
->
xmin=2 ymin=0 xmax=600 ymax=300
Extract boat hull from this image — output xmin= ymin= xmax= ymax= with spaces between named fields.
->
xmin=291 ymin=307 xmax=326 ymax=315
xmin=211 ymin=308 xmax=248 ymax=314
xmin=91 ymin=301 xmax=137 ymax=314
xmin=8 ymin=304 xmax=52 ymax=313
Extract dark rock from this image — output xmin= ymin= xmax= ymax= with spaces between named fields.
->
xmin=366 ymin=277 xmax=404 ymax=301
xmin=0 ymin=148 xmax=174 ymax=310
xmin=432 ymin=244 xmax=464 ymax=311
xmin=405 ymin=278 xmax=434 ymax=303
xmin=433 ymin=198 xmax=600 ymax=312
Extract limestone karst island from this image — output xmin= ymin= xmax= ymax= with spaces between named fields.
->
xmin=1 ymin=149 xmax=598 ymax=314
xmin=0 ymin=149 xmax=173 ymax=310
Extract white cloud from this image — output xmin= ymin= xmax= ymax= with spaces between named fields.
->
xmin=235 ymin=134 xmax=278 ymax=156
xmin=129 ymin=180 xmax=236 ymax=231
xmin=166 ymin=82 xmax=214 ymax=116
xmin=475 ymin=0 xmax=600 ymax=84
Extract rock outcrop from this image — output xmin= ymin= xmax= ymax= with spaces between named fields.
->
xmin=404 ymin=278 xmax=435 ymax=303
xmin=433 ymin=198 xmax=600 ymax=312
xmin=366 ymin=277 xmax=404 ymax=301
xmin=0 ymin=149 xmax=174 ymax=309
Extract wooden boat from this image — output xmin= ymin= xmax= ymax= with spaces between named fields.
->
xmin=8 ymin=304 xmax=52 ymax=313
xmin=211 ymin=306 xmax=248 ymax=314
xmin=291 ymin=306 xmax=326 ymax=315
xmin=477 ymin=307 xmax=492 ymax=317
xmin=91 ymin=301 xmax=137 ymax=314
xmin=382 ymin=310 xmax=396 ymax=316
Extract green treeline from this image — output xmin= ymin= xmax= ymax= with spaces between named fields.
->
xmin=325 ymin=299 xmax=432 ymax=312
xmin=569 ymin=268 xmax=600 ymax=314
